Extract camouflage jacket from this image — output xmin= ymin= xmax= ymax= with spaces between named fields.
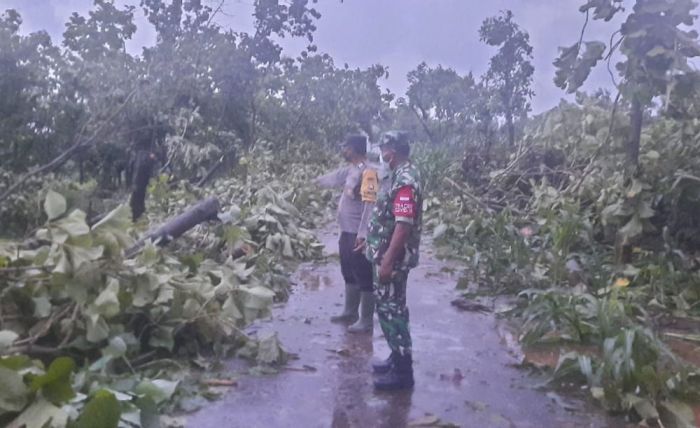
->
xmin=365 ymin=161 xmax=422 ymax=270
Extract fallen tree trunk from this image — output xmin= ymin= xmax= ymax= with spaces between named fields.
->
xmin=126 ymin=196 xmax=220 ymax=257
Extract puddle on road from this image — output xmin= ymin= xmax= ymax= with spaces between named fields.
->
xmin=295 ymin=267 xmax=334 ymax=291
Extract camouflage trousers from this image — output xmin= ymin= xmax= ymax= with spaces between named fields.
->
xmin=373 ymin=266 xmax=412 ymax=356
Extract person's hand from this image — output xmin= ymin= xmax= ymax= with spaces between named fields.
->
xmin=353 ymin=237 xmax=366 ymax=252
xmin=378 ymin=258 xmax=393 ymax=284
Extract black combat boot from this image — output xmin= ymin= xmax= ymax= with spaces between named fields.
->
xmin=371 ymin=351 xmax=398 ymax=374
xmin=373 ymin=353 xmax=414 ymax=391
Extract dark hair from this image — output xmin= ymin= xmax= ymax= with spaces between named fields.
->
xmin=380 ymin=132 xmax=410 ymax=156
xmin=343 ymin=134 xmax=367 ymax=155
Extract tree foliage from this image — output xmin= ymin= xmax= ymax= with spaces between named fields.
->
xmin=480 ymin=10 xmax=535 ymax=147
xmin=0 ymin=10 xmax=61 ymax=170
xmin=405 ymin=62 xmax=476 ymax=145
xmin=554 ymin=0 xmax=700 ymax=166
xmin=0 ymin=0 xmax=392 ymax=209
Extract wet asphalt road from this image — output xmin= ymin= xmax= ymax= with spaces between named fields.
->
xmin=187 ymin=227 xmax=622 ymax=428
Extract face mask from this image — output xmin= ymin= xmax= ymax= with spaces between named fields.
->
xmin=380 ymin=148 xmax=394 ymax=165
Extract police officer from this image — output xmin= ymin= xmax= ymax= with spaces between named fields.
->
xmin=315 ymin=134 xmax=379 ymax=333
xmin=365 ymin=131 xmax=422 ymax=390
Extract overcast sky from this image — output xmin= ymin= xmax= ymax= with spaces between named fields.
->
xmin=3 ymin=0 xmax=692 ymax=112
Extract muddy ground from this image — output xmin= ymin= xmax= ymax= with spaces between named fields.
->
xmin=187 ymin=227 xmax=624 ymax=428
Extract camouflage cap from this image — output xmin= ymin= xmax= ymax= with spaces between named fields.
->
xmin=379 ymin=130 xmax=410 ymax=149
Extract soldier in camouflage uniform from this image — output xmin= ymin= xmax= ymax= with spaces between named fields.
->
xmin=365 ymin=131 xmax=422 ymax=390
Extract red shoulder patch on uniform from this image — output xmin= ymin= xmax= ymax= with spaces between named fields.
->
xmin=393 ymin=185 xmax=416 ymax=218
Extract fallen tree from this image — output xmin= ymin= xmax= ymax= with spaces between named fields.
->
xmin=126 ymin=196 xmax=221 ymax=257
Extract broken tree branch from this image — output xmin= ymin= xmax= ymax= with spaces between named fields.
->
xmin=0 ymin=87 xmax=138 ymax=205
xmin=197 ymin=149 xmax=236 ymax=187
xmin=444 ymin=177 xmax=492 ymax=213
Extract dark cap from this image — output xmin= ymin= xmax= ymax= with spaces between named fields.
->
xmin=340 ymin=134 xmax=367 ymax=155
xmin=379 ymin=131 xmax=410 ymax=149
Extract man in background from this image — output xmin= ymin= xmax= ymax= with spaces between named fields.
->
xmin=315 ymin=135 xmax=379 ymax=333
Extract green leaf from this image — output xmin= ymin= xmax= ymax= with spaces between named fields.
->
xmin=44 ymin=190 xmax=67 ymax=221
xmin=6 ymin=397 xmax=68 ymax=428
xmin=133 ymin=273 xmax=159 ymax=307
xmin=182 ymin=298 xmax=201 ymax=318
xmin=588 ymin=386 xmax=604 ymax=402
xmin=578 ymin=355 xmax=594 ymax=384
xmin=33 ymin=296 xmax=52 ymax=318
xmin=102 ymin=336 xmax=127 ymax=359
xmin=645 ymin=150 xmax=660 ymax=160
xmin=233 ymin=262 xmax=256 ymax=281
xmin=91 ymin=204 xmax=131 ymax=233
xmin=55 ymin=210 xmax=90 ymax=239
xmin=222 ymin=225 xmax=249 ymax=245
xmin=119 ymin=403 xmax=142 ymax=427
xmin=242 ymin=286 xmax=275 ymax=310
xmin=432 ymin=223 xmax=448 ymax=240
xmin=74 ymin=390 xmax=121 ymax=428
xmin=554 ymin=41 xmax=606 ymax=93
xmin=148 ymin=326 xmax=174 ymax=351
xmin=256 ymin=331 xmax=287 ymax=365
xmin=52 ymin=247 xmax=72 ymax=274
xmin=86 ymin=314 xmax=110 ymax=343
xmin=135 ymin=396 xmax=160 ymax=428
xmin=619 ymin=216 xmax=643 ymax=241
xmin=638 ymin=201 xmax=655 ymax=219
xmin=65 ymin=243 xmax=104 ymax=271
xmin=30 ymin=357 xmax=75 ymax=405
xmin=579 ymin=0 xmax=623 ymax=21
xmin=91 ymin=204 xmax=134 ymax=254
xmin=282 ymin=235 xmax=294 ymax=257
xmin=624 ymin=394 xmax=659 ymax=421
xmin=0 ymin=366 xmax=28 ymax=415
xmin=93 ymin=278 xmax=121 ymax=318
xmin=0 ymin=356 xmax=33 ymax=371
xmin=601 ymin=201 xmax=624 ymax=224
xmin=134 ymin=379 xmax=179 ymax=405
xmin=0 ymin=330 xmax=18 ymax=351
xmin=626 ymin=179 xmax=644 ymax=198
xmin=222 ymin=295 xmax=243 ymax=321
xmin=658 ymin=400 xmax=696 ymax=428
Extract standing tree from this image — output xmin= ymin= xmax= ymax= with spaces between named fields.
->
xmin=405 ymin=62 xmax=476 ymax=145
xmin=473 ymin=81 xmax=498 ymax=163
xmin=61 ymin=0 xmax=142 ymax=184
xmin=479 ymin=10 xmax=534 ymax=147
xmin=267 ymin=53 xmax=390 ymax=147
xmin=554 ymin=0 xmax=700 ymax=167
